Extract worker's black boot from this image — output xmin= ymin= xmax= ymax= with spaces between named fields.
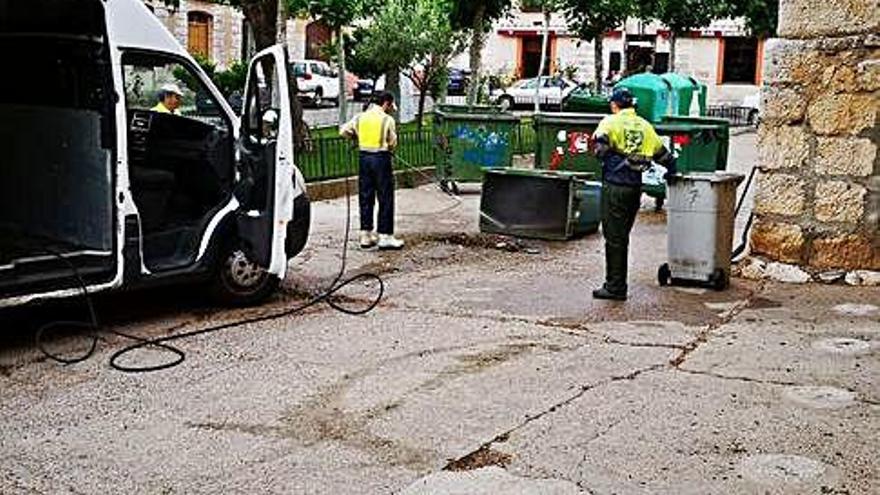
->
xmin=592 ymin=287 xmax=627 ymax=301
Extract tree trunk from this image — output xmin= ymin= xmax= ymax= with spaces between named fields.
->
xmin=337 ymin=29 xmax=348 ymax=124
xmin=466 ymin=3 xmax=487 ymax=107
xmin=417 ymin=77 xmax=428 ymax=133
xmin=386 ymin=70 xmax=401 ymax=121
xmin=534 ymin=10 xmax=551 ymax=113
xmin=594 ymin=36 xmax=603 ymax=94
xmin=668 ymin=33 xmax=676 ymax=73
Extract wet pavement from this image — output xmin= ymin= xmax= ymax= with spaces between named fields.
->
xmin=1 ymin=131 xmax=878 ymax=494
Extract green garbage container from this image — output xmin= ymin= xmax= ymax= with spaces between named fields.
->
xmin=533 ymin=113 xmax=605 ymax=174
xmin=660 ymin=73 xmax=706 ymax=117
xmin=433 ymin=108 xmax=519 ymax=192
xmin=658 ymin=116 xmax=730 ymax=172
xmin=561 ymin=87 xmax=610 ymax=113
xmin=480 ymin=168 xmax=600 ymax=240
xmin=614 ymin=73 xmax=672 ymax=123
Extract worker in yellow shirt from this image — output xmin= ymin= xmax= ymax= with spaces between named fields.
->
xmin=151 ymin=83 xmax=184 ymax=114
xmin=591 ymin=88 xmax=677 ymax=301
xmin=340 ymin=91 xmax=404 ymax=250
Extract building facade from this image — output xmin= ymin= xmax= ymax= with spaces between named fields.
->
xmin=453 ymin=4 xmax=764 ymax=105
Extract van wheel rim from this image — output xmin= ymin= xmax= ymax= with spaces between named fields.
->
xmin=226 ymin=250 xmax=265 ymax=289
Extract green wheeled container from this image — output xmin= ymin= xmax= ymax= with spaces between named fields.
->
xmin=433 ymin=107 xmax=520 ymax=193
xmin=614 ymin=73 xmax=671 ymax=123
xmin=533 ymin=113 xmax=605 ymax=174
xmin=660 ymin=73 xmax=707 ymax=117
xmin=561 ymin=87 xmax=611 ymax=114
xmin=532 ymin=112 xmax=730 ymax=209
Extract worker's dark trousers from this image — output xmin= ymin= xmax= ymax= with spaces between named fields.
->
xmin=601 ymin=182 xmax=642 ymax=294
xmin=358 ymin=151 xmax=394 ymax=234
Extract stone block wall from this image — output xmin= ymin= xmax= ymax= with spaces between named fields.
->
xmin=751 ymin=0 xmax=879 ymax=280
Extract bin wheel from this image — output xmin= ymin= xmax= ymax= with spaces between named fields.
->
xmin=658 ymin=263 xmax=672 ymax=287
xmin=709 ymin=268 xmax=729 ymax=291
xmin=439 ymin=180 xmax=451 ymax=194
xmin=654 ymin=197 xmax=665 ymax=212
xmin=450 ymin=181 xmax=460 ymax=195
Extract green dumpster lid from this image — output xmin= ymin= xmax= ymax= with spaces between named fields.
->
xmin=435 ymin=109 xmax=519 ymax=122
xmin=659 ymin=72 xmax=701 ymax=89
xmin=533 ymin=112 xmax=607 ymax=124
xmin=655 ymin=122 xmax=723 ymax=133
xmin=615 ymin=72 xmax=671 ymax=92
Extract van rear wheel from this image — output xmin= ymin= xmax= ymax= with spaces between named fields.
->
xmin=210 ymin=247 xmax=279 ymax=306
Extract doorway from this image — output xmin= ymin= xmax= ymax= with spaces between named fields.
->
xmin=520 ymin=36 xmax=553 ymax=79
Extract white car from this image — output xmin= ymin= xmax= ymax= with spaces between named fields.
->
xmin=491 ymin=77 xmax=578 ymax=109
xmin=292 ymin=59 xmax=340 ymax=107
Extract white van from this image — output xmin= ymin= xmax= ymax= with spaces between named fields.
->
xmin=0 ymin=0 xmax=311 ymax=308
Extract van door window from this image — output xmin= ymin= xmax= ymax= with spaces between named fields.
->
xmin=121 ymin=52 xmax=234 ymax=272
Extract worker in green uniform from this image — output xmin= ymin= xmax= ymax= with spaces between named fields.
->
xmin=591 ymin=88 xmax=677 ymax=301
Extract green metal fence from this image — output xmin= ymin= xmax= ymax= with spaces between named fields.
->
xmin=298 ymin=129 xmax=435 ymax=182
xmin=298 ymin=120 xmax=536 ymax=182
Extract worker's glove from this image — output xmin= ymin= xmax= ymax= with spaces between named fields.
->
xmin=664 ymin=172 xmax=681 ymax=185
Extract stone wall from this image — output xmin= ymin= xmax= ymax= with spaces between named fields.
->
xmin=750 ymin=0 xmax=879 ymax=283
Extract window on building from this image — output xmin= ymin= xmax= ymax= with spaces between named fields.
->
xmin=721 ymin=37 xmax=758 ymax=84
xmin=653 ymin=53 xmax=669 ymax=74
xmin=187 ymin=12 xmax=212 ymax=59
xmin=609 ymin=52 xmax=622 ymax=73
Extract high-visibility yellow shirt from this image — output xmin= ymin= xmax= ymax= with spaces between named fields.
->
xmin=594 ymin=108 xmax=664 ymax=158
xmin=151 ymin=102 xmax=173 ymax=114
xmin=340 ymin=105 xmax=397 ymax=152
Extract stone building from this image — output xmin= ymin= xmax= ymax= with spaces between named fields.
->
xmin=749 ymin=0 xmax=879 ymax=283
xmin=452 ymin=3 xmax=765 ymax=105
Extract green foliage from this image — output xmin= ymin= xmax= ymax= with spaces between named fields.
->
xmin=637 ymin=0 xmax=725 ymax=34
xmin=721 ymin=0 xmax=778 ymax=37
xmin=560 ymin=0 xmax=633 ymax=42
xmin=449 ymin=0 xmax=512 ymax=31
xmin=214 ymin=61 xmax=249 ymax=96
xmin=286 ymin=0 xmax=376 ymax=28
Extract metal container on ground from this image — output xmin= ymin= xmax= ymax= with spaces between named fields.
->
xmin=614 ymin=73 xmax=671 ymax=123
xmin=480 ymin=168 xmax=600 ymax=241
xmin=433 ymin=107 xmax=520 ymax=193
xmin=659 ymin=172 xmax=745 ymax=290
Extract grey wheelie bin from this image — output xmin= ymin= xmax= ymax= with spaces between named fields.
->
xmin=658 ymin=172 xmax=744 ymax=290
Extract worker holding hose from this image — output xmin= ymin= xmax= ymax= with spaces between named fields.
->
xmin=340 ymin=91 xmax=405 ymax=250
xmin=591 ymin=88 xmax=677 ymax=301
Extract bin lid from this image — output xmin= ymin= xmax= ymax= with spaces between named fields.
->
xmin=655 ymin=122 xmax=723 ymax=133
xmin=485 ymin=168 xmax=596 ymax=180
xmin=660 ymin=72 xmax=700 ymax=90
xmin=680 ymin=171 xmax=744 ymax=183
xmin=533 ymin=112 xmax=607 ymax=125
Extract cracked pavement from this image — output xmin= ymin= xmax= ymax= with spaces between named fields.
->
xmin=1 ymin=132 xmax=878 ymax=494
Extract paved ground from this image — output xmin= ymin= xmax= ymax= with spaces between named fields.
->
xmin=1 ymin=132 xmax=878 ymax=494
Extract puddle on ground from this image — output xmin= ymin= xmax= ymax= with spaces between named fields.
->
xmin=811 ymin=338 xmax=873 ymax=355
xmin=832 ymin=303 xmax=879 ymax=317
xmin=739 ymin=454 xmax=830 ymax=484
xmin=782 ymin=386 xmax=857 ymax=410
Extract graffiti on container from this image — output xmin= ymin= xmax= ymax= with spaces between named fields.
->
xmin=549 ymin=130 xmax=593 ymax=170
xmin=453 ymin=125 xmax=510 ymax=168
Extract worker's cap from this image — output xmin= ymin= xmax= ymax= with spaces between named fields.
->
xmin=160 ymin=83 xmax=185 ymax=97
xmin=610 ymin=87 xmax=635 ymax=108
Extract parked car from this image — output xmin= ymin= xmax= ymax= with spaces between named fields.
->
xmin=561 ymin=86 xmax=611 ymax=113
xmin=354 ymin=75 xmax=385 ymax=102
xmin=0 ymin=0 xmax=310 ymax=308
xmin=491 ymin=76 xmax=578 ymax=109
xmin=291 ymin=59 xmax=340 ymax=107
xmin=447 ymin=68 xmax=470 ymax=95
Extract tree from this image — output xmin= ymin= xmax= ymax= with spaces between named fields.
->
xmin=162 ymin=0 xmax=310 ymax=151
xmin=561 ymin=0 xmax=633 ymax=93
xmin=450 ymin=0 xmax=513 ymax=106
xmin=637 ymin=0 xmax=723 ymax=72
xmin=721 ymin=0 xmax=779 ymax=37
xmin=357 ymin=0 xmax=466 ymax=129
